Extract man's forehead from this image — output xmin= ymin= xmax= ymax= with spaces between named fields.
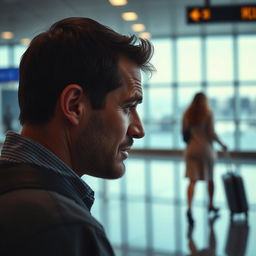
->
xmin=116 ymin=56 xmax=143 ymax=101
xmin=118 ymin=56 xmax=141 ymax=80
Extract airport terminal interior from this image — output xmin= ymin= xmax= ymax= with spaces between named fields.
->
xmin=0 ymin=0 xmax=255 ymax=255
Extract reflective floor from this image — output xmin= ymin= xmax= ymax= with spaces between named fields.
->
xmin=84 ymin=154 xmax=256 ymax=256
xmin=109 ymin=204 xmax=255 ymax=256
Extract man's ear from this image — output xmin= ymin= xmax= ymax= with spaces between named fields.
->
xmin=59 ymin=84 xmax=86 ymax=126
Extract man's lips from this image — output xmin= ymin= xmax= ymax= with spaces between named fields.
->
xmin=119 ymin=139 xmax=133 ymax=159
xmin=119 ymin=145 xmax=132 ymax=159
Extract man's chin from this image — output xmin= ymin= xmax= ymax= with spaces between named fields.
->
xmin=106 ymin=162 xmax=126 ymax=179
xmin=84 ymin=160 xmax=126 ymax=179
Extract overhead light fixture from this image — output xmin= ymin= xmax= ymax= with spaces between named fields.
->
xmin=21 ymin=38 xmax=31 ymax=45
xmin=108 ymin=0 xmax=127 ymax=6
xmin=131 ymin=23 xmax=145 ymax=32
xmin=139 ymin=32 xmax=151 ymax=39
xmin=122 ymin=12 xmax=138 ymax=21
xmin=1 ymin=31 xmax=14 ymax=39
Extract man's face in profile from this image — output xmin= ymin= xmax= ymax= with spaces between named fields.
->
xmin=75 ymin=57 xmax=145 ymax=179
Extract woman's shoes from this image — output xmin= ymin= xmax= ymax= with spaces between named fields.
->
xmin=187 ymin=207 xmax=219 ymax=225
xmin=187 ymin=209 xmax=194 ymax=226
xmin=208 ymin=206 xmax=220 ymax=214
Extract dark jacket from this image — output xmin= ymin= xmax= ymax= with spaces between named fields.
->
xmin=0 ymin=163 xmax=115 ymax=256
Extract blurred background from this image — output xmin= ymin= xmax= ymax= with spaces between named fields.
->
xmin=0 ymin=0 xmax=255 ymax=255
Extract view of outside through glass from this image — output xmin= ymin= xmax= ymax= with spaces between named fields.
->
xmin=0 ymin=36 xmax=256 ymax=150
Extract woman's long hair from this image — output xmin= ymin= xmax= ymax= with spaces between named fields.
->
xmin=184 ymin=92 xmax=211 ymax=125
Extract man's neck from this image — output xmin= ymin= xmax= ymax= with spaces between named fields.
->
xmin=21 ymin=123 xmax=74 ymax=173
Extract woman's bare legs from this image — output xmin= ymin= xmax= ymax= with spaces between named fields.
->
xmin=187 ymin=179 xmax=196 ymax=225
xmin=208 ymin=180 xmax=219 ymax=213
xmin=208 ymin=180 xmax=214 ymax=209
xmin=188 ymin=179 xmax=196 ymax=210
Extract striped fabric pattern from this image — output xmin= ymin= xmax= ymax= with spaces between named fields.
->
xmin=0 ymin=131 xmax=94 ymax=209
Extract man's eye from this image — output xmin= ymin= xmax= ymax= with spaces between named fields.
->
xmin=124 ymin=105 xmax=136 ymax=113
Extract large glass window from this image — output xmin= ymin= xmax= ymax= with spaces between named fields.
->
xmin=0 ymin=46 xmax=9 ymax=67
xmin=146 ymin=122 xmax=173 ymax=149
xmin=238 ymin=36 xmax=256 ymax=81
xmin=1 ymin=89 xmax=21 ymax=134
xmin=177 ymin=38 xmax=202 ymax=82
xmin=13 ymin=45 xmax=27 ymax=67
xmin=240 ymin=121 xmax=256 ymax=150
xmin=206 ymin=36 xmax=234 ymax=81
xmin=239 ymin=85 xmax=256 ymax=119
xmin=149 ymin=39 xmax=173 ymax=84
xmin=148 ymin=87 xmax=173 ymax=121
xmin=1 ymin=35 xmax=256 ymax=151
xmin=207 ymin=86 xmax=235 ymax=120
xmin=215 ymin=121 xmax=235 ymax=150
xmin=145 ymin=86 xmax=173 ymax=149
xmin=238 ymin=85 xmax=256 ymax=150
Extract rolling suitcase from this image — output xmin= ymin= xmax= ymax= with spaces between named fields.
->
xmin=222 ymin=153 xmax=248 ymax=220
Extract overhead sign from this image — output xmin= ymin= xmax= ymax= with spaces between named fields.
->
xmin=0 ymin=68 xmax=19 ymax=82
xmin=187 ymin=4 xmax=256 ymax=24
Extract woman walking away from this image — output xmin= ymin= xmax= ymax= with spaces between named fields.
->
xmin=182 ymin=92 xmax=227 ymax=226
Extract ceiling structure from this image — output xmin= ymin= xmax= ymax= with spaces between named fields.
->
xmin=0 ymin=0 xmax=256 ymax=44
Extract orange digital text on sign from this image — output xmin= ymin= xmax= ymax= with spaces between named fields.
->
xmin=241 ymin=6 xmax=256 ymax=20
xmin=189 ymin=8 xmax=211 ymax=22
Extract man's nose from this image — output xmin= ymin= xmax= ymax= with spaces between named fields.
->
xmin=127 ymin=112 xmax=145 ymax=139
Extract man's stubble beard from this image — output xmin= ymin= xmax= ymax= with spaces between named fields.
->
xmin=75 ymin=113 xmax=122 ymax=178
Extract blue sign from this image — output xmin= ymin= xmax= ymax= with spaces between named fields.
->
xmin=0 ymin=68 xmax=19 ymax=82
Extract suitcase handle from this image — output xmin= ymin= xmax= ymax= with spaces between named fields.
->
xmin=224 ymin=151 xmax=235 ymax=173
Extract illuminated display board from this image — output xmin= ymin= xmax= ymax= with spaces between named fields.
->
xmin=187 ymin=4 xmax=256 ymax=23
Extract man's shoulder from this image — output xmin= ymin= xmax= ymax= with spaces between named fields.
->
xmin=0 ymin=162 xmax=103 ymax=237
xmin=0 ymin=188 xmax=104 ymax=242
xmin=0 ymin=189 xmax=114 ymax=255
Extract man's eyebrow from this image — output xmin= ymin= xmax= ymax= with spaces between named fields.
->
xmin=123 ymin=95 xmax=143 ymax=104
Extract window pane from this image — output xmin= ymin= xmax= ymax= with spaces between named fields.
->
xmin=240 ymin=121 xmax=256 ymax=150
xmin=149 ymin=39 xmax=172 ymax=83
xmin=1 ymin=89 xmax=21 ymax=135
xmin=215 ymin=121 xmax=235 ymax=150
xmin=206 ymin=36 xmax=234 ymax=81
xmin=207 ymin=86 xmax=234 ymax=119
xmin=108 ymin=200 xmax=122 ymax=245
xmin=238 ymin=36 xmax=256 ymax=80
xmin=177 ymin=38 xmax=202 ymax=82
xmin=148 ymin=87 xmax=172 ymax=121
xmin=146 ymin=123 xmax=172 ymax=149
xmin=0 ymin=46 xmax=9 ymax=67
xmin=107 ymin=179 xmax=121 ymax=197
xmin=126 ymin=160 xmax=145 ymax=197
xmin=146 ymin=86 xmax=173 ymax=148
xmin=240 ymin=164 xmax=256 ymax=205
xmin=239 ymin=85 xmax=256 ymax=119
xmin=128 ymin=201 xmax=146 ymax=248
xmin=13 ymin=45 xmax=27 ymax=67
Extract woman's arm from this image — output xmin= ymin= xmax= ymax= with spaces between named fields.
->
xmin=207 ymin=113 xmax=228 ymax=151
